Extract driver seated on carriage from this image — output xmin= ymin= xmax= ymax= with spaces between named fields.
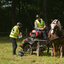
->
xmin=34 ymin=14 xmax=48 ymax=40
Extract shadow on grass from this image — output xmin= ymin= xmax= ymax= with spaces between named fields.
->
xmin=40 ymin=52 xmax=51 ymax=56
xmin=32 ymin=51 xmax=51 ymax=57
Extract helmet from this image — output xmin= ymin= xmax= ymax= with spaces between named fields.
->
xmin=17 ymin=22 xmax=22 ymax=26
xmin=36 ymin=14 xmax=40 ymax=18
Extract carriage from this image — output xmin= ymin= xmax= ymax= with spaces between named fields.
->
xmin=20 ymin=19 xmax=64 ymax=58
xmin=20 ymin=29 xmax=49 ymax=56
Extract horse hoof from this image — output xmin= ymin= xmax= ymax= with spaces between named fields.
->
xmin=60 ymin=56 xmax=62 ymax=59
xmin=51 ymin=52 xmax=53 ymax=56
xmin=51 ymin=54 xmax=53 ymax=56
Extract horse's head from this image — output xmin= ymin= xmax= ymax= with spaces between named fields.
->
xmin=50 ymin=19 xmax=61 ymax=34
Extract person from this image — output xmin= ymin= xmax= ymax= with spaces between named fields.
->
xmin=34 ymin=14 xmax=47 ymax=39
xmin=9 ymin=22 xmax=22 ymax=55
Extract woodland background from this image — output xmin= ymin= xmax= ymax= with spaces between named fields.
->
xmin=0 ymin=0 xmax=64 ymax=36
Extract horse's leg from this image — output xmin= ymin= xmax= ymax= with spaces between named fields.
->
xmin=47 ymin=43 xmax=50 ymax=53
xmin=52 ymin=43 xmax=57 ymax=57
xmin=55 ymin=45 xmax=58 ymax=56
xmin=52 ymin=43 xmax=56 ymax=57
xmin=51 ymin=47 xmax=54 ymax=56
xmin=60 ymin=46 xmax=62 ymax=59
xmin=47 ymin=47 xmax=49 ymax=53
xmin=62 ymin=46 xmax=64 ymax=56
xmin=54 ymin=45 xmax=57 ymax=57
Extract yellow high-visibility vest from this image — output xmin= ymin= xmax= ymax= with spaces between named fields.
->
xmin=9 ymin=26 xmax=19 ymax=39
xmin=35 ymin=18 xmax=44 ymax=28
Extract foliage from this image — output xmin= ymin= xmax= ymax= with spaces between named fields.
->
xmin=0 ymin=0 xmax=64 ymax=36
xmin=47 ymin=0 xmax=64 ymax=26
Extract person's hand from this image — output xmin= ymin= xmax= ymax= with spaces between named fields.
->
xmin=18 ymin=34 xmax=22 ymax=36
xmin=39 ymin=28 xmax=44 ymax=30
xmin=18 ymin=32 xmax=22 ymax=36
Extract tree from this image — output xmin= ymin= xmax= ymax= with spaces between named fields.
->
xmin=43 ymin=0 xmax=47 ymax=26
xmin=12 ymin=0 xmax=16 ymax=26
xmin=40 ymin=0 xmax=47 ymax=26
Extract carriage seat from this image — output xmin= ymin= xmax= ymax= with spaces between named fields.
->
xmin=30 ymin=29 xmax=48 ymax=39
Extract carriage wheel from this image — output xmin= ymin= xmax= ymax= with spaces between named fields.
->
xmin=23 ymin=44 xmax=33 ymax=55
xmin=37 ymin=42 xmax=40 ymax=56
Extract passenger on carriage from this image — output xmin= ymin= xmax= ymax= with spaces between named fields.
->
xmin=34 ymin=14 xmax=48 ymax=40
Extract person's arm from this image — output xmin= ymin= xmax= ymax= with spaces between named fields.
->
xmin=12 ymin=27 xmax=18 ymax=34
xmin=18 ymin=32 xmax=22 ymax=36
xmin=13 ymin=27 xmax=20 ymax=35
xmin=18 ymin=28 xmax=22 ymax=36
xmin=43 ymin=21 xmax=46 ymax=28
xmin=34 ymin=21 xmax=40 ymax=30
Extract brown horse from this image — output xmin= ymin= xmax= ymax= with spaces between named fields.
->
xmin=48 ymin=19 xmax=64 ymax=58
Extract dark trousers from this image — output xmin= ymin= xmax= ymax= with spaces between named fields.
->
xmin=37 ymin=29 xmax=48 ymax=39
xmin=10 ymin=37 xmax=17 ymax=55
xmin=41 ymin=31 xmax=47 ymax=39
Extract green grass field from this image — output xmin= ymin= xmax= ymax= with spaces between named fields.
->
xmin=0 ymin=37 xmax=64 ymax=64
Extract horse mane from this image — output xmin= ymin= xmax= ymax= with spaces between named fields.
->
xmin=57 ymin=20 xmax=61 ymax=31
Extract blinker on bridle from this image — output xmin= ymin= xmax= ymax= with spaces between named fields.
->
xmin=51 ymin=20 xmax=59 ymax=35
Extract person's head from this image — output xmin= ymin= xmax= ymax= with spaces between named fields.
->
xmin=17 ymin=22 xmax=22 ymax=28
xmin=36 ymin=14 xmax=40 ymax=20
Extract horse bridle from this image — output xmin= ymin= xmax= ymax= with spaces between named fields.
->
xmin=51 ymin=20 xmax=58 ymax=33
xmin=50 ymin=20 xmax=59 ymax=38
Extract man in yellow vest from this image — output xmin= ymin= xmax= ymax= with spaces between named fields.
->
xmin=34 ymin=14 xmax=47 ymax=39
xmin=9 ymin=22 xmax=22 ymax=55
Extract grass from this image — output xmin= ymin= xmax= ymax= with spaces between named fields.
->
xmin=0 ymin=37 xmax=64 ymax=64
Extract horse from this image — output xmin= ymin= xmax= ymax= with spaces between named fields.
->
xmin=48 ymin=19 xmax=64 ymax=58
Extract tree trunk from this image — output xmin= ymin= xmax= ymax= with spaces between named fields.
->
xmin=12 ymin=0 xmax=16 ymax=26
xmin=40 ymin=0 xmax=48 ymax=27
xmin=18 ymin=0 xmax=21 ymax=21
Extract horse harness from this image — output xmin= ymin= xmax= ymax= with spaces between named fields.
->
xmin=50 ymin=20 xmax=59 ymax=38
